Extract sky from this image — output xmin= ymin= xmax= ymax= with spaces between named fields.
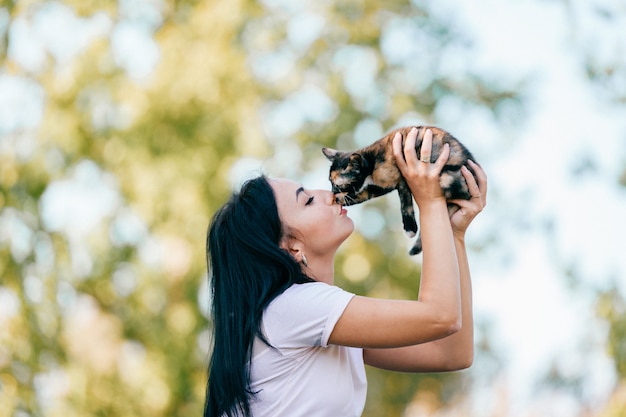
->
xmin=2 ymin=0 xmax=626 ymax=416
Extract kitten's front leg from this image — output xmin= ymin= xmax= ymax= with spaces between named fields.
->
xmin=397 ymin=178 xmax=418 ymax=237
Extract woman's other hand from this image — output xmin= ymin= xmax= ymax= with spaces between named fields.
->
xmin=448 ymin=160 xmax=487 ymax=238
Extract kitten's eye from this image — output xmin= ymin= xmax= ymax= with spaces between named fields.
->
xmin=305 ymin=196 xmax=315 ymax=206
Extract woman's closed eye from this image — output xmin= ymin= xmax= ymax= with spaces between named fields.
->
xmin=305 ymin=196 xmax=315 ymax=206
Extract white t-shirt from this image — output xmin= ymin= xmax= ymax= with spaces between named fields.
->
xmin=247 ymin=282 xmax=367 ymax=417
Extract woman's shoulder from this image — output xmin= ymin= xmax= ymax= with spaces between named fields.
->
xmin=278 ymin=281 xmax=353 ymax=303
xmin=263 ymin=282 xmax=355 ymax=348
xmin=266 ymin=281 xmax=354 ymax=319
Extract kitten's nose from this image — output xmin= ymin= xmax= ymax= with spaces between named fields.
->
xmin=324 ymin=191 xmax=336 ymax=205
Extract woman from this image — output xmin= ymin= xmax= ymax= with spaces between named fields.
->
xmin=204 ymin=127 xmax=487 ymax=416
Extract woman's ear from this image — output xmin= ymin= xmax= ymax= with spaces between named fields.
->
xmin=289 ymin=247 xmax=305 ymax=264
xmin=280 ymin=235 xmax=306 ymax=264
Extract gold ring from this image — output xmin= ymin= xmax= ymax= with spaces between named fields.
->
xmin=420 ymin=157 xmax=430 ymax=163
xmin=472 ymin=193 xmax=482 ymax=198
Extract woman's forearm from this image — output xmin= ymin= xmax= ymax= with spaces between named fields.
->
xmin=455 ymin=234 xmax=474 ymax=354
xmin=432 ymin=234 xmax=474 ymax=368
xmin=417 ymin=200 xmax=462 ymax=328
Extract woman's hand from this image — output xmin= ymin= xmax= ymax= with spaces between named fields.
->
xmin=448 ymin=160 xmax=487 ymax=238
xmin=392 ymin=127 xmax=451 ymax=207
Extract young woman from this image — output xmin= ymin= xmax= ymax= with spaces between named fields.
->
xmin=204 ymin=127 xmax=487 ymax=417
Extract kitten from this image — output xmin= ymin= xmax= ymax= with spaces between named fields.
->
xmin=322 ymin=126 xmax=477 ymax=255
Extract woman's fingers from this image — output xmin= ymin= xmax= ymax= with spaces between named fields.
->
xmin=404 ymin=127 xmax=419 ymax=165
xmin=424 ymin=129 xmax=450 ymax=174
xmin=468 ymin=160 xmax=487 ymax=205
xmin=419 ymin=129 xmax=432 ymax=163
xmin=449 ymin=163 xmax=487 ymax=214
xmin=392 ymin=132 xmax=406 ymax=171
xmin=393 ymin=127 xmax=421 ymax=175
xmin=394 ymin=127 xmax=451 ymax=180
xmin=462 ymin=166 xmax=480 ymax=197
xmin=433 ymin=142 xmax=450 ymax=172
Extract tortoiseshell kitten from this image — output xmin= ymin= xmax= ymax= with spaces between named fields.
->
xmin=322 ymin=126 xmax=477 ymax=255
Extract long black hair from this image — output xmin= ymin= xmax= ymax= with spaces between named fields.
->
xmin=204 ymin=175 xmax=312 ymax=417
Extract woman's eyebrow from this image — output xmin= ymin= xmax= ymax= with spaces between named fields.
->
xmin=295 ymin=186 xmax=305 ymax=201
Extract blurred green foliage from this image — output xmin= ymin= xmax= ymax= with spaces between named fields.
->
xmin=0 ymin=0 xmax=624 ymax=416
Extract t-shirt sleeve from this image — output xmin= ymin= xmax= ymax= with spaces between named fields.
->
xmin=262 ymin=282 xmax=355 ymax=348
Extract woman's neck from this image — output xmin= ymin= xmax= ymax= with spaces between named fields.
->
xmin=304 ymin=254 xmax=336 ymax=285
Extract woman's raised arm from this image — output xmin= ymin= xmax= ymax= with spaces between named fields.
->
xmin=329 ymin=128 xmax=461 ymax=349
xmin=361 ymin=159 xmax=487 ymax=372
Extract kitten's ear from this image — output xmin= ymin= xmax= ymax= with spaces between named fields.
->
xmin=322 ymin=147 xmax=339 ymax=161
xmin=349 ymin=152 xmax=366 ymax=168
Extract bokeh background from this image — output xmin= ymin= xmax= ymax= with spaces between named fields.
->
xmin=1 ymin=0 xmax=626 ymax=416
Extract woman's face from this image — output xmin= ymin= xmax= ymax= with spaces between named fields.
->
xmin=270 ymin=178 xmax=354 ymax=258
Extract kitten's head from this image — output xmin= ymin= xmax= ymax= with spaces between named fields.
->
xmin=322 ymin=147 xmax=368 ymax=205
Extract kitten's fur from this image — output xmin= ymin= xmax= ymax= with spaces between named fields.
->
xmin=322 ymin=126 xmax=476 ymax=255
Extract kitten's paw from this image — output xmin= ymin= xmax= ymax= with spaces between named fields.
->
xmin=409 ymin=245 xmax=422 ymax=256
xmin=402 ymin=215 xmax=418 ymax=235
xmin=409 ymin=235 xmax=423 ymax=255
xmin=405 ymin=230 xmax=416 ymax=238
